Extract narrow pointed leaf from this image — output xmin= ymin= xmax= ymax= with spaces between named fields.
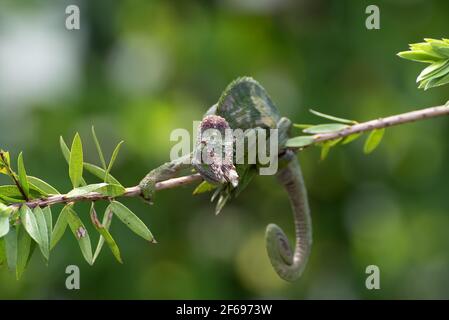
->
xmin=27 ymin=176 xmax=60 ymax=195
xmin=16 ymin=224 xmax=32 ymax=279
xmin=50 ymin=205 xmax=69 ymax=250
xmin=20 ymin=205 xmax=41 ymax=244
xmin=93 ymin=208 xmax=114 ymax=262
xmin=4 ymin=227 xmax=17 ymax=271
xmin=33 ymin=207 xmax=50 ymax=260
xmin=193 ymin=181 xmax=217 ymax=195
xmin=0 ymin=237 xmax=6 ymax=266
xmin=215 ymin=193 xmax=230 ymax=215
xmin=90 ymin=205 xmax=122 ymax=264
xmin=309 ymin=109 xmax=357 ymax=124
xmin=43 ymin=207 xmax=52 ymax=246
xmin=397 ymin=50 xmax=443 ymax=63
xmin=69 ymin=133 xmax=84 ymax=188
xmin=66 ymin=207 xmax=93 ymax=265
xmin=0 ymin=151 xmax=10 ymax=175
xmin=293 ymin=124 xmax=314 ymax=129
xmin=285 ymin=136 xmax=315 ymax=148
xmin=321 ymin=145 xmax=331 ymax=160
xmin=0 ymin=215 xmax=9 ymax=237
xmin=91 ymin=126 xmax=107 ymax=169
xmin=342 ymin=132 xmax=362 ymax=145
xmin=84 ymin=163 xmax=121 ymax=185
xmin=67 ymin=183 xmax=108 ymax=197
xmin=109 ymin=201 xmax=155 ymax=242
xmin=17 ymin=152 xmax=30 ymax=198
xmin=60 ymin=136 xmax=70 ymax=162
xmin=60 ymin=136 xmax=86 ymax=186
xmin=363 ymin=128 xmax=385 ymax=154
xmin=303 ymin=123 xmax=349 ymax=134
xmin=97 ymin=184 xmax=126 ymax=198
xmin=105 ymin=141 xmax=124 ymax=182
xmin=0 ymin=185 xmax=23 ymax=198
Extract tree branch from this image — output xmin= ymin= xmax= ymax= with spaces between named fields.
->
xmin=6 ymin=103 xmax=449 ymax=211
xmin=310 ymin=104 xmax=449 ymax=144
xmin=12 ymin=174 xmax=203 ymax=209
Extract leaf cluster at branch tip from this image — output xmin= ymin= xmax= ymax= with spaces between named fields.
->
xmin=398 ymin=38 xmax=449 ymax=90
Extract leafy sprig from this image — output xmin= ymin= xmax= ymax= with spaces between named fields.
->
xmin=287 ymin=109 xmax=385 ymax=160
xmin=0 ymin=129 xmax=155 ymax=278
xmin=398 ymin=38 xmax=449 ymax=90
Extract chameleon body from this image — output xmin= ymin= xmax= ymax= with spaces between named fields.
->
xmin=139 ymin=77 xmax=312 ymax=281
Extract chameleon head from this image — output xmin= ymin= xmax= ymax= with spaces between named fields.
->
xmin=193 ymin=115 xmax=239 ymax=188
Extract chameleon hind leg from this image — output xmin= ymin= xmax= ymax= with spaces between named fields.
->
xmin=265 ymin=150 xmax=312 ymax=281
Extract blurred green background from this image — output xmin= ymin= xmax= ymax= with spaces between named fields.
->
xmin=1 ymin=0 xmax=449 ymax=299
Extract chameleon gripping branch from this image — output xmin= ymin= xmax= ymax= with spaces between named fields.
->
xmin=2 ymin=79 xmax=449 ymax=282
xmin=11 ymin=103 xmax=449 ymax=210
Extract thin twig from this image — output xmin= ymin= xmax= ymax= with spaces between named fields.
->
xmin=311 ymin=104 xmax=449 ymax=143
xmin=0 ymin=152 xmax=29 ymax=201
xmin=12 ymin=174 xmax=203 ymax=209
xmin=6 ymin=104 xmax=449 ymax=210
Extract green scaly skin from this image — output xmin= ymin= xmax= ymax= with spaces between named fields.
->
xmin=139 ymin=77 xmax=312 ymax=281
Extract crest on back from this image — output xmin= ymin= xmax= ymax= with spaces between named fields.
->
xmin=216 ymin=77 xmax=280 ymax=130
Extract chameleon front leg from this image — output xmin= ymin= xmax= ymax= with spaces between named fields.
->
xmin=265 ymin=149 xmax=312 ymax=281
xmin=139 ymin=153 xmax=193 ymax=202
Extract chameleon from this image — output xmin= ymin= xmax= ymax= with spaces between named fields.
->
xmin=139 ymin=77 xmax=312 ymax=281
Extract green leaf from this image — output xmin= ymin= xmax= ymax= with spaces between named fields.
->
xmin=93 ymin=207 xmax=114 ymax=263
xmin=84 ymin=163 xmax=121 ymax=185
xmin=320 ymin=145 xmax=331 ymax=160
xmin=215 ymin=193 xmax=230 ymax=215
xmin=0 ymin=203 xmax=12 ymax=216
xmin=17 ymin=152 xmax=30 ymax=199
xmin=397 ymin=50 xmax=443 ymax=63
xmin=285 ymin=136 xmax=315 ymax=148
xmin=293 ymin=124 xmax=314 ymax=129
xmin=69 ymin=133 xmax=84 ymax=188
xmin=50 ymin=206 xmax=69 ymax=250
xmin=5 ymin=226 xmax=17 ymax=270
xmin=59 ymin=136 xmax=70 ymax=162
xmin=33 ymin=206 xmax=50 ymax=260
xmin=303 ymin=123 xmax=349 ymax=134
xmin=0 ymin=151 xmax=10 ymax=175
xmin=90 ymin=204 xmax=122 ymax=264
xmin=43 ymin=207 xmax=52 ymax=246
xmin=193 ymin=181 xmax=217 ymax=195
xmin=66 ymin=207 xmax=93 ymax=265
xmin=430 ymin=41 xmax=449 ymax=58
xmin=363 ymin=128 xmax=385 ymax=154
xmin=20 ymin=205 xmax=41 ymax=245
xmin=319 ymin=138 xmax=342 ymax=161
xmin=109 ymin=201 xmax=155 ymax=243
xmin=66 ymin=183 xmax=125 ymax=198
xmin=105 ymin=141 xmax=124 ymax=182
xmin=417 ymin=60 xmax=448 ymax=82
xmin=0 ymin=195 xmax=24 ymax=204
xmin=0 ymin=215 xmax=9 ymax=237
xmin=309 ymin=109 xmax=357 ymax=124
xmin=16 ymin=224 xmax=32 ymax=279
xmin=67 ymin=183 xmax=108 ymax=197
xmin=342 ymin=132 xmax=362 ymax=145
xmin=97 ymin=184 xmax=126 ymax=198
xmin=432 ymin=72 xmax=449 ymax=87
xmin=234 ymin=165 xmax=257 ymax=197
xmin=0 ymin=237 xmax=6 ymax=266
xmin=91 ymin=126 xmax=107 ymax=170
xmin=0 ymin=185 xmax=23 ymax=198
xmin=27 ymin=176 xmax=60 ymax=195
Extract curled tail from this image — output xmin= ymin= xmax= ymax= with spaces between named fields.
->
xmin=265 ymin=151 xmax=312 ymax=281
